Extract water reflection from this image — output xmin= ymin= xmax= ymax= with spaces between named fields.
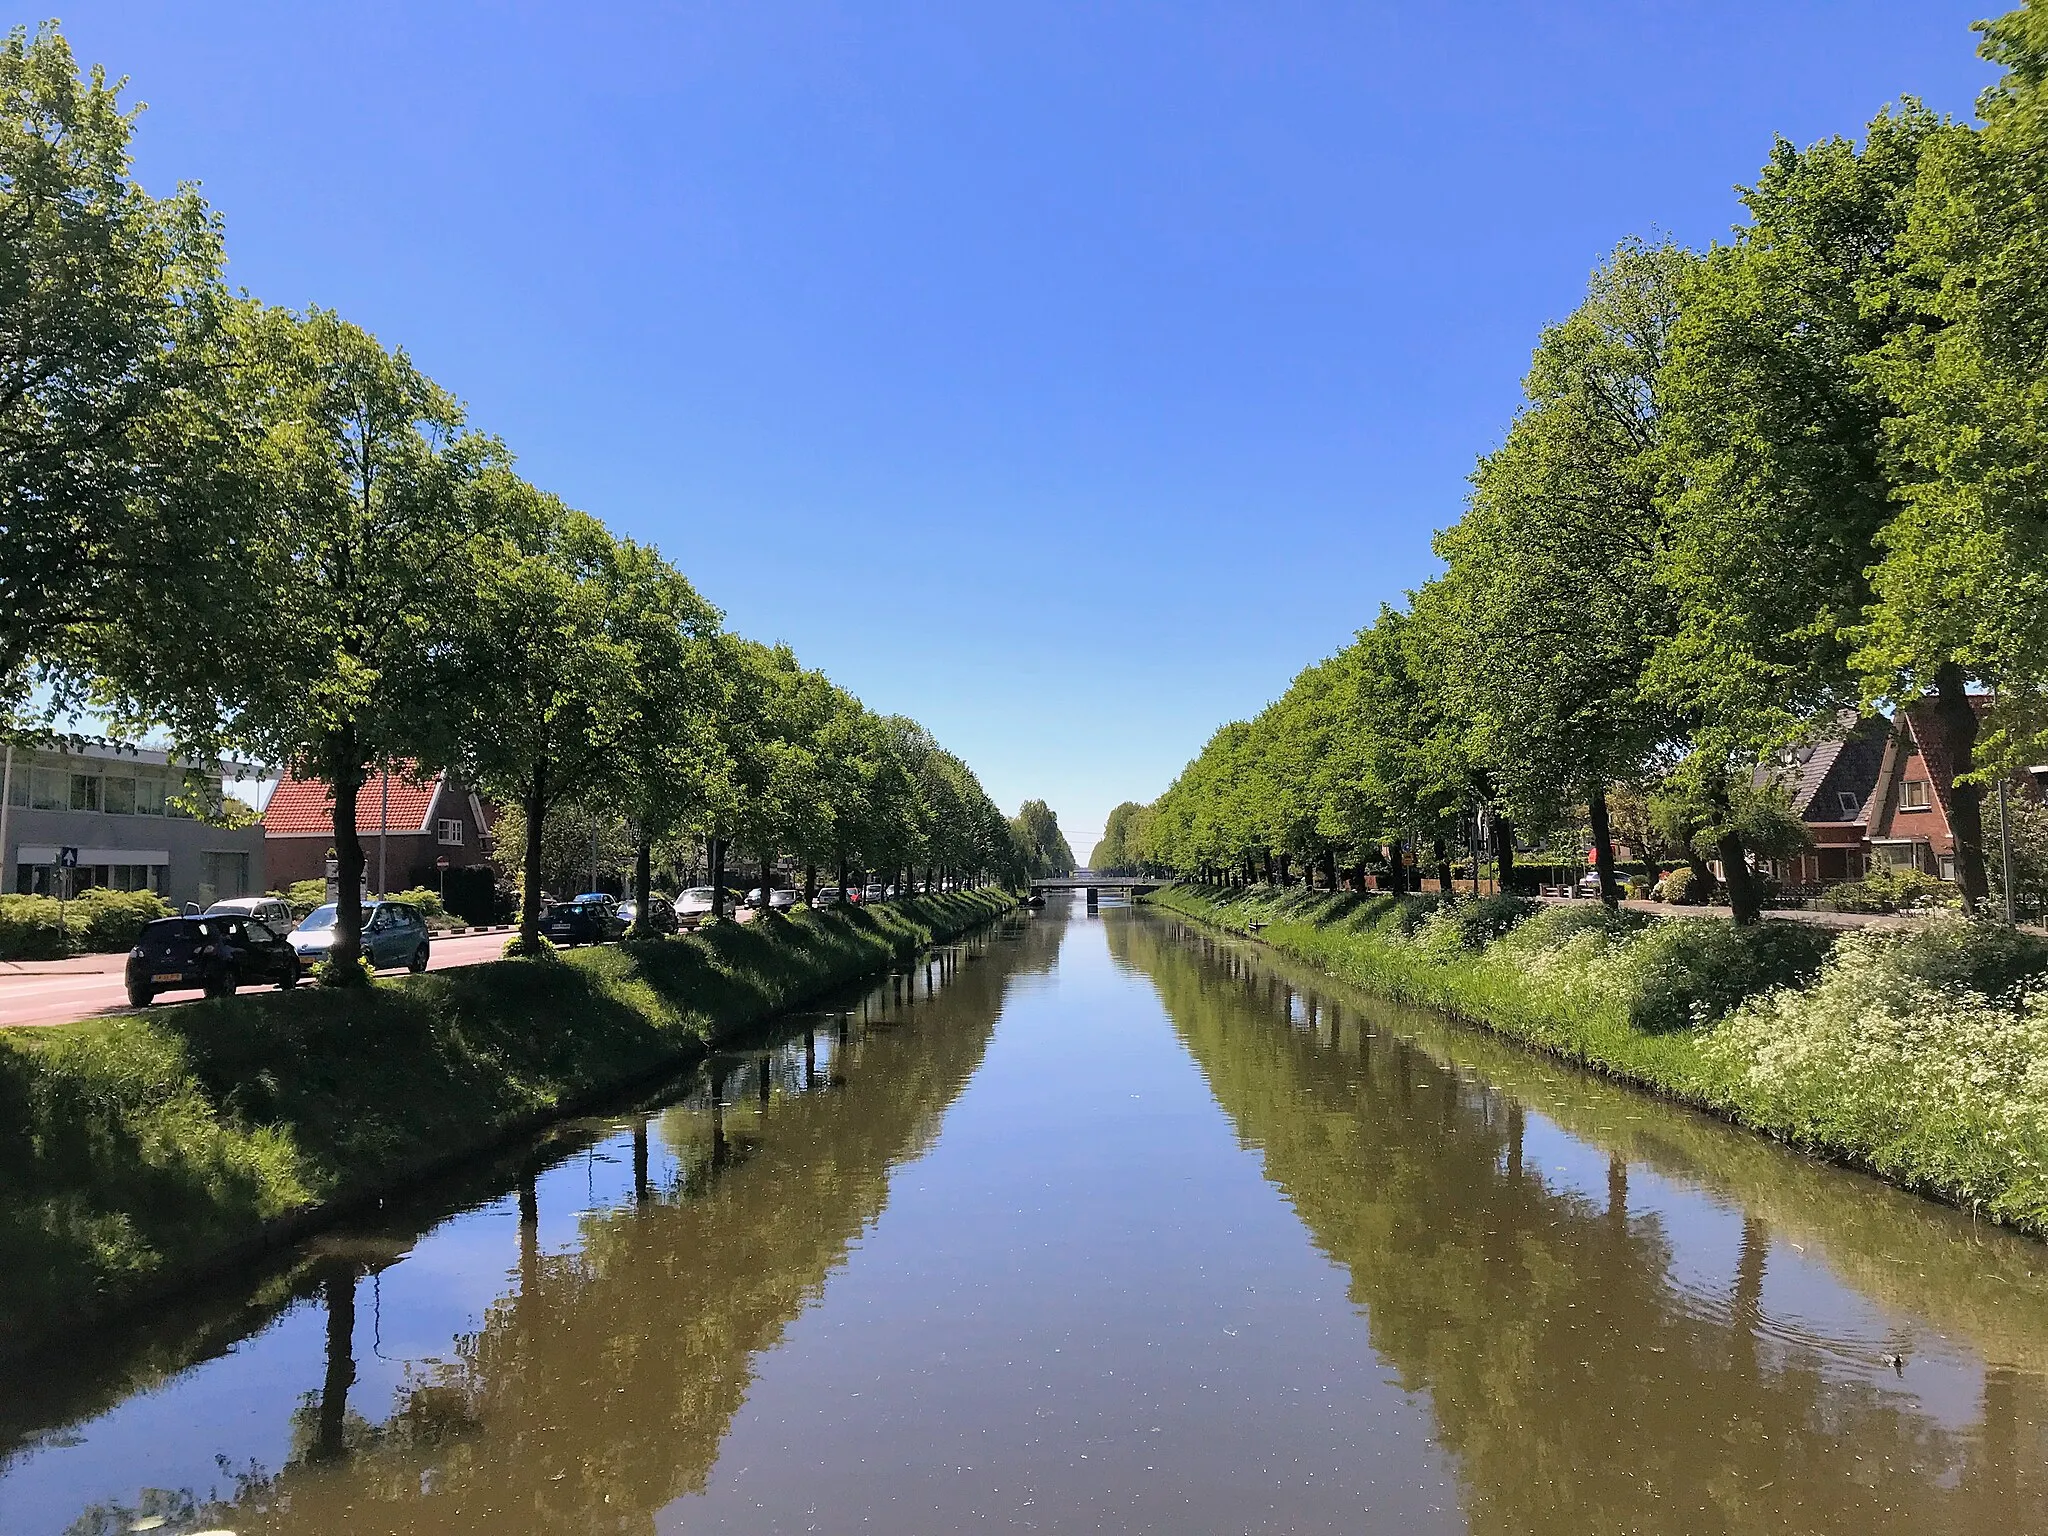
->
xmin=1110 ymin=915 xmax=2048 ymax=1532
xmin=5 ymin=905 xmax=2048 ymax=1533
xmin=2 ymin=918 xmax=1053 ymax=1536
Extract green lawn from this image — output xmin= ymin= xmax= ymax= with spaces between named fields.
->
xmin=0 ymin=890 xmax=1013 ymax=1358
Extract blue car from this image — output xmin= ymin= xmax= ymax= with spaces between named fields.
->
xmin=289 ymin=900 xmax=433 ymax=973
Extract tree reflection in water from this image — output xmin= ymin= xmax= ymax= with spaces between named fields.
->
xmin=39 ymin=917 xmax=1053 ymax=1536
xmin=1109 ymin=916 xmax=2048 ymax=1533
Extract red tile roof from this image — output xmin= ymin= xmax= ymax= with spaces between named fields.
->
xmin=263 ymin=764 xmax=442 ymax=836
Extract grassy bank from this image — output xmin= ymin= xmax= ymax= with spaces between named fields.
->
xmin=0 ymin=889 xmax=1012 ymax=1358
xmin=1149 ymin=883 xmax=2048 ymax=1236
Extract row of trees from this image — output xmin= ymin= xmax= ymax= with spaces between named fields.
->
xmin=0 ymin=24 xmax=1042 ymax=969
xmin=1110 ymin=4 xmax=2048 ymax=924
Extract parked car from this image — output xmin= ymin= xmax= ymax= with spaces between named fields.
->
xmin=204 ymin=895 xmax=297 ymax=931
xmin=812 ymin=886 xmax=843 ymax=906
xmin=127 ymin=913 xmax=302 ymax=1007
xmin=616 ymin=897 xmax=679 ymax=935
xmin=673 ymin=887 xmax=718 ymax=922
xmin=290 ymin=900 xmax=433 ymax=973
xmin=744 ymin=887 xmax=804 ymax=911
xmin=862 ymin=882 xmax=887 ymax=903
xmin=1575 ymin=870 xmax=1605 ymax=897
xmin=541 ymin=893 xmax=629 ymax=946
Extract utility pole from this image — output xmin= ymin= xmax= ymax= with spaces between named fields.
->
xmin=0 ymin=743 xmax=12 ymax=897
xmin=1999 ymin=777 xmax=2018 ymax=926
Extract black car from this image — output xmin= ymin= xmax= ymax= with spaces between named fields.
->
xmin=539 ymin=894 xmax=629 ymax=946
xmin=126 ymin=914 xmax=302 ymax=1007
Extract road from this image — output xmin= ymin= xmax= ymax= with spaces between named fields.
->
xmin=0 ymin=928 xmax=517 ymax=1030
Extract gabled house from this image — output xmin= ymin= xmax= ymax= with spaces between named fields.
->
xmin=262 ymin=764 xmax=497 ymax=914
xmin=1762 ymin=714 xmax=1891 ymax=889
xmin=1866 ymin=697 xmax=1993 ymax=882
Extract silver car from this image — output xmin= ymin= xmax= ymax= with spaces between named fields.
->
xmin=290 ymin=900 xmax=432 ymax=973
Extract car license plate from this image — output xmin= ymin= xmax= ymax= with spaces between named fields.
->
xmin=151 ymin=972 xmax=181 ymax=983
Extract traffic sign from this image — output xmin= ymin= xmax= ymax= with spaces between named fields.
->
xmin=57 ymin=847 xmax=77 ymax=868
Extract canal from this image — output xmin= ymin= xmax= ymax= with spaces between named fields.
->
xmin=5 ymin=898 xmax=2048 ymax=1533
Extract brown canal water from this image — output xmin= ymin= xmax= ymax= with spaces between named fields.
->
xmin=5 ymin=900 xmax=2048 ymax=1534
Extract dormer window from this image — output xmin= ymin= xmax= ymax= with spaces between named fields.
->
xmin=1836 ymin=791 xmax=1860 ymax=818
xmin=1902 ymin=779 xmax=1930 ymax=810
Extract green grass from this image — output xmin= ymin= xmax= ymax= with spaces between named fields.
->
xmin=1149 ymin=883 xmax=2048 ymax=1236
xmin=0 ymin=889 xmax=1013 ymax=1357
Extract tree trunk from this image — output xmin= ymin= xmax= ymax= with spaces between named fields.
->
xmin=1588 ymin=786 xmax=1622 ymax=909
xmin=709 ymin=836 xmax=727 ymax=920
xmin=520 ymin=760 xmax=548 ymax=949
xmin=1718 ymin=830 xmax=1763 ymax=925
xmin=758 ymin=849 xmax=773 ymax=909
xmin=836 ymin=850 xmax=849 ymax=900
xmin=1684 ymin=846 xmax=1718 ymax=905
xmin=1277 ymin=852 xmax=1292 ymax=886
xmin=1432 ymin=836 xmax=1453 ymax=894
xmin=328 ymin=734 xmax=367 ymax=978
xmin=631 ymin=835 xmax=654 ymax=939
xmin=1491 ymin=815 xmax=1516 ymax=894
xmin=804 ymin=862 xmax=817 ymax=903
xmin=1934 ymin=660 xmax=1991 ymax=910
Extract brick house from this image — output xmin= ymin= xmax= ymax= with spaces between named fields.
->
xmin=263 ymin=764 xmax=498 ymax=916
xmin=1760 ymin=714 xmax=1890 ymax=888
xmin=1865 ymin=698 xmax=1993 ymax=882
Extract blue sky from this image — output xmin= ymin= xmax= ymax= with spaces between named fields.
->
xmin=67 ymin=2 xmax=1995 ymax=857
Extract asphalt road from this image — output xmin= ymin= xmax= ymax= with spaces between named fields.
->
xmin=0 ymin=928 xmax=517 ymax=1030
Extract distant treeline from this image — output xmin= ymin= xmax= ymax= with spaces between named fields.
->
xmin=1105 ymin=3 xmax=2048 ymax=925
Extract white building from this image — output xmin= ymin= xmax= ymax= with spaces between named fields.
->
xmin=1 ymin=740 xmax=267 ymax=907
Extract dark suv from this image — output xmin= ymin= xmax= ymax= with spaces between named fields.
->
xmin=126 ymin=914 xmax=302 ymax=1008
xmin=540 ymin=894 xmax=628 ymax=946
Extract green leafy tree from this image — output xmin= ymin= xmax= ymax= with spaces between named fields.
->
xmin=456 ymin=480 xmax=629 ymax=952
xmin=1856 ymin=4 xmax=2048 ymax=905
xmin=94 ymin=305 xmax=502 ymax=975
xmin=0 ymin=22 xmax=230 ymax=727
xmin=1434 ymin=242 xmax=1690 ymax=910
xmin=1009 ymin=799 xmax=1076 ymax=879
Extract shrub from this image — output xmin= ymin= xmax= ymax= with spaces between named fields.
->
xmin=280 ymin=879 xmax=328 ymax=918
xmin=385 ymin=886 xmax=447 ymax=920
xmin=316 ymin=952 xmax=376 ymax=987
xmin=1619 ymin=918 xmax=1835 ymax=1033
xmin=1419 ymin=893 xmax=1536 ymax=955
xmin=502 ymin=932 xmax=558 ymax=959
xmin=0 ymin=889 xmax=171 ymax=958
xmin=69 ymin=889 xmax=171 ymax=951
xmin=1654 ymin=868 xmax=1695 ymax=904
xmin=1820 ymin=865 xmax=1962 ymax=914
xmin=0 ymin=895 xmax=70 ymax=960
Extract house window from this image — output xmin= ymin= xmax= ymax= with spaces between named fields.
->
xmin=1836 ymin=791 xmax=1860 ymax=818
xmin=31 ymin=768 xmax=64 ymax=810
xmin=1902 ymin=779 xmax=1931 ymax=810
xmin=135 ymin=774 xmax=164 ymax=816
xmin=4 ymin=766 xmax=22 ymax=807
xmin=70 ymin=773 xmax=100 ymax=812
xmin=103 ymin=775 xmax=134 ymax=814
xmin=437 ymin=818 xmax=465 ymax=847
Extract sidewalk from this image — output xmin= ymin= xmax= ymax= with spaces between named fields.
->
xmin=0 ymin=951 xmax=131 ymax=977
xmin=1535 ymin=894 xmax=1920 ymax=933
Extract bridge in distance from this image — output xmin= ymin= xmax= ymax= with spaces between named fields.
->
xmin=1030 ymin=872 xmax=1168 ymax=908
